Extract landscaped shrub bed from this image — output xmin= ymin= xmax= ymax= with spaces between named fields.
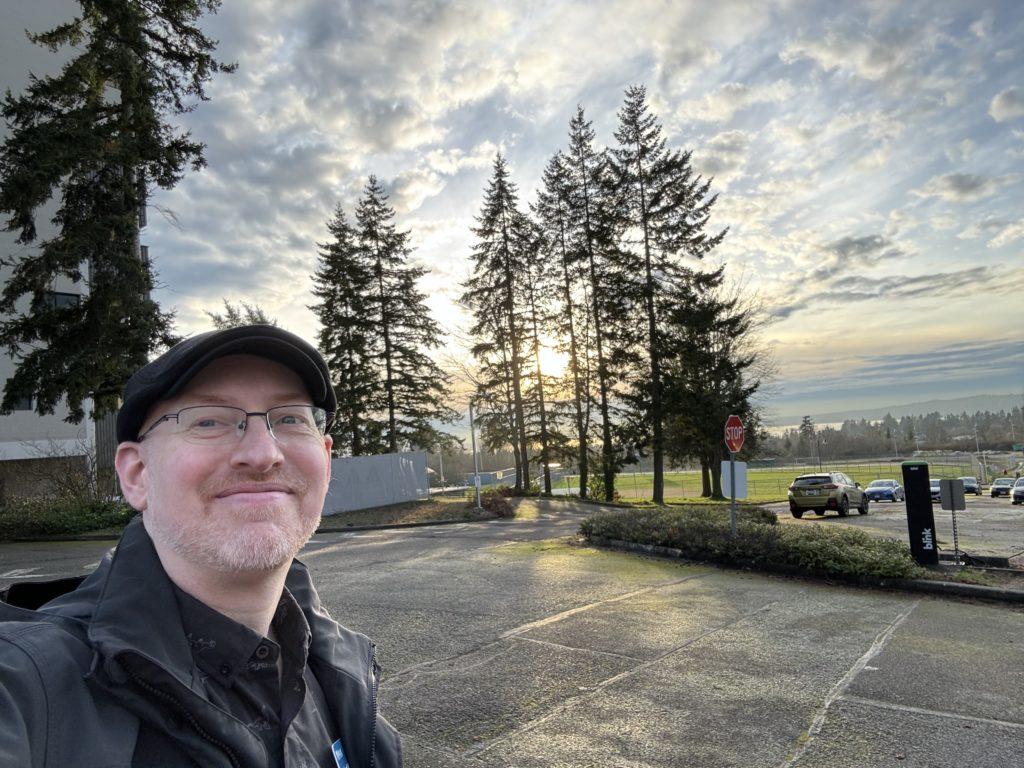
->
xmin=0 ymin=496 xmax=136 ymax=539
xmin=579 ymin=505 xmax=925 ymax=580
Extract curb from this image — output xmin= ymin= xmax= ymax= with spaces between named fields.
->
xmin=587 ymin=536 xmax=1024 ymax=605
xmin=3 ymin=513 xmax=507 ymax=544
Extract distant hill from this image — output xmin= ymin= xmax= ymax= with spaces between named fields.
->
xmin=773 ymin=393 xmax=1022 ymax=427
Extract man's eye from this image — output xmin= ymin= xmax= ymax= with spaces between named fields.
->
xmin=194 ymin=417 xmax=232 ymax=429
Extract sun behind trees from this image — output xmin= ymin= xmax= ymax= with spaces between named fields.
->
xmin=311 ymin=177 xmax=458 ymax=457
xmin=463 ymin=85 xmax=769 ymax=501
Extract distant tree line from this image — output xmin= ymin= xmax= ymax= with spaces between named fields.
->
xmin=765 ymin=408 xmax=1024 ymax=460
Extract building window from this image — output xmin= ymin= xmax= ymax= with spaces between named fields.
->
xmin=44 ymin=291 xmax=80 ymax=309
xmin=5 ymin=380 xmax=32 ymax=411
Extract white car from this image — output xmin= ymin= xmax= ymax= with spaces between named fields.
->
xmin=1012 ymin=478 xmax=1024 ymax=505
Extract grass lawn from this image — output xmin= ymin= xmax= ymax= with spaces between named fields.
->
xmin=560 ymin=460 xmax=976 ymax=502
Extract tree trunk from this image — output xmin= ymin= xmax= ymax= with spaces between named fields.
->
xmin=700 ymin=459 xmax=712 ymax=497
xmin=556 ymin=219 xmax=588 ymax=498
xmin=375 ymin=253 xmax=397 ymax=453
xmin=499 ymin=213 xmax=529 ymax=490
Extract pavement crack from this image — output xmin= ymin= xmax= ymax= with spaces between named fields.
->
xmin=499 ymin=572 xmax=710 ymax=640
xmin=838 ymin=694 xmax=1024 ymax=731
xmin=778 ymin=599 xmax=921 ymax=768
xmin=462 ymin=599 xmax=778 ymax=759
xmin=510 ymin=635 xmax=643 ymax=662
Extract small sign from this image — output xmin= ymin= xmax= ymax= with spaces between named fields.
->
xmin=721 ymin=461 xmax=748 ymax=499
xmin=724 ymin=415 xmax=745 ymax=453
xmin=939 ymin=478 xmax=966 ymax=511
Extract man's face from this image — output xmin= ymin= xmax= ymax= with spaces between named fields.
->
xmin=118 ymin=354 xmax=332 ymax=574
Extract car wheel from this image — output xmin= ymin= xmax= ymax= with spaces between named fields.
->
xmin=791 ymin=509 xmax=804 ymax=519
xmin=859 ymin=496 xmax=869 ymax=515
xmin=814 ymin=508 xmax=826 ymax=516
xmin=838 ymin=496 xmax=849 ymax=517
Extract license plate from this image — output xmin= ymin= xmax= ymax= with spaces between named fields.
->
xmin=804 ymin=489 xmax=818 ymax=496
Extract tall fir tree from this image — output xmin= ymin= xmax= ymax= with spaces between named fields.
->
xmin=354 ymin=176 xmax=457 ymax=452
xmin=533 ymin=150 xmax=591 ymax=497
xmin=661 ymin=267 xmax=764 ymax=498
xmin=565 ymin=106 xmax=622 ymax=501
xmin=310 ymin=205 xmax=381 ymax=455
xmin=0 ymin=0 xmax=234 ymax=420
xmin=610 ymin=85 xmax=726 ymax=504
xmin=463 ymin=154 xmax=532 ymax=490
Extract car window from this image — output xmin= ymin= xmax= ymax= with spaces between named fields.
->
xmin=794 ymin=476 xmax=831 ymax=486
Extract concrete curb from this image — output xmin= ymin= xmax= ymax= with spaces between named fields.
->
xmin=588 ymin=536 xmax=1024 ymax=605
xmin=3 ymin=513 xmax=505 ymax=544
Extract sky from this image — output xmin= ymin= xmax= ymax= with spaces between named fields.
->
xmin=1 ymin=0 xmax=1022 ymax=425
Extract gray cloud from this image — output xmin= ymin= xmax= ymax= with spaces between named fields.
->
xmin=990 ymin=86 xmax=1024 ymax=122
xmin=913 ymin=172 xmax=1016 ymax=203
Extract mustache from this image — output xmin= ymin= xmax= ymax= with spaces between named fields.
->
xmin=200 ymin=471 xmax=310 ymax=500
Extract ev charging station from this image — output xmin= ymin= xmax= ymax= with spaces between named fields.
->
xmin=901 ymin=460 xmax=939 ymax=566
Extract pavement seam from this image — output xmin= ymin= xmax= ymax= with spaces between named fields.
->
xmin=509 ymin=634 xmax=643 ymax=662
xmin=837 ymin=694 xmax=1024 ymax=731
xmin=778 ymin=600 xmax=921 ymax=768
xmin=498 ymin=573 xmax=710 ymax=640
xmin=461 ymin=600 xmax=778 ymax=760
xmin=385 ymin=573 xmax=709 ymax=687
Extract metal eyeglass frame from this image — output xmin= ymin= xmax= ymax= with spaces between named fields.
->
xmin=136 ymin=404 xmax=332 ymax=443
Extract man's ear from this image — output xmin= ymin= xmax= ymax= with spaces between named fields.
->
xmin=115 ymin=442 xmax=148 ymax=511
xmin=322 ymin=435 xmax=333 ymax=486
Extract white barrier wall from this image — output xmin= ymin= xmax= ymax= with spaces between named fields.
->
xmin=323 ymin=450 xmax=429 ymax=515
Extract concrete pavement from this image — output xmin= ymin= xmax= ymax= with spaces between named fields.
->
xmin=2 ymin=499 xmax=1023 ymax=766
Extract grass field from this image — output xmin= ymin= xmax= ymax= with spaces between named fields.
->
xmin=560 ymin=459 xmax=977 ymax=502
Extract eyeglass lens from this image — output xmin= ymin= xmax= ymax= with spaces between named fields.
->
xmin=176 ymin=405 xmax=327 ymax=444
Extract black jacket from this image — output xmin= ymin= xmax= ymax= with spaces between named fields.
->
xmin=0 ymin=518 xmax=402 ymax=767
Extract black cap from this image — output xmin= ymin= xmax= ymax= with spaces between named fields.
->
xmin=116 ymin=325 xmax=336 ymax=442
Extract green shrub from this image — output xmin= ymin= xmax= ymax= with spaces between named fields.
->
xmin=479 ymin=488 xmax=516 ymax=517
xmin=0 ymin=495 xmax=136 ymax=539
xmin=580 ymin=506 xmax=924 ymax=581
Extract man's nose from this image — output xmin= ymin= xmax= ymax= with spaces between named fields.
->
xmin=229 ymin=415 xmax=284 ymax=471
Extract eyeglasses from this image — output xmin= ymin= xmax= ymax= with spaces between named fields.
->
xmin=138 ymin=405 xmax=332 ymax=445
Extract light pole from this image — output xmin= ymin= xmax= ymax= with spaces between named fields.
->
xmin=469 ymin=398 xmax=482 ymax=510
xmin=974 ymin=422 xmax=986 ymax=484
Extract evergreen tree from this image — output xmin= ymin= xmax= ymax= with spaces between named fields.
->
xmin=462 ymin=154 xmax=532 ymax=490
xmin=205 ymin=299 xmax=276 ymax=329
xmin=662 ymin=267 xmax=764 ymax=499
xmin=565 ymin=106 xmax=622 ymax=500
xmin=354 ymin=176 xmax=457 ymax=452
xmin=0 ymin=0 xmax=234 ymax=421
xmin=309 ymin=205 xmax=380 ymax=455
xmin=610 ymin=85 xmax=726 ymax=503
xmin=532 ymin=150 xmax=591 ymax=496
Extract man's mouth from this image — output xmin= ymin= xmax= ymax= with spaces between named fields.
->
xmin=215 ymin=483 xmax=292 ymax=499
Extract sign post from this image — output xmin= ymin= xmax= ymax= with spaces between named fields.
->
xmin=940 ymin=478 xmax=966 ymax=566
xmin=724 ymin=415 xmax=745 ymax=536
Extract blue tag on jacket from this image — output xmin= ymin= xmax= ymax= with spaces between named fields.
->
xmin=332 ymin=739 xmax=350 ymax=768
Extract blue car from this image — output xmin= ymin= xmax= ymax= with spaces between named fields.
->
xmin=865 ymin=479 xmax=904 ymax=502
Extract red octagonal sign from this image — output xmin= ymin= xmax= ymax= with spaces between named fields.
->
xmin=724 ymin=415 xmax=744 ymax=453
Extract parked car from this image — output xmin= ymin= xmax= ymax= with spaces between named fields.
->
xmin=958 ymin=476 xmax=982 ymax=495
xmin=865 ymin=479 xmax=904 ymax=502
xmin=1012 ymin=478 xmax=1024 ymax=505
xmin=788 ymin=472 xmax=869 ymax=518
xmin=990 ymin=477 xmax=1015 ymax=498
xmin=929 ymin=479 xmax=941 ymax=501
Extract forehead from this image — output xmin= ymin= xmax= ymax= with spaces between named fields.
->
xmin=148 ymin=354 xmax=312 ymax=417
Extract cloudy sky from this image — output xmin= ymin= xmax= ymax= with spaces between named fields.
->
xmin=2 ymin=0 xmax=1022 ymax=424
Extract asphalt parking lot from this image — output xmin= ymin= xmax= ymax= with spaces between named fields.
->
xmin=3 ymin=499 xmax=1023 ymax=767
xmin=767 ymin=494 xmax=1024 ymax=563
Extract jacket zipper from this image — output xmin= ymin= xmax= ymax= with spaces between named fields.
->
xmin=121 ymin=657 xmax=242 ymax=768
xmin=368 ymin=642 xmax=379 ymax=768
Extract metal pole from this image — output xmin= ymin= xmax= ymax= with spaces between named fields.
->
xmin=974 ymin=423 xmax=986 ymax=484
xmin=951 ymin=507 xmax=961 ymax=567
xmin=730 ymin=451 xmax=737 ymax=536
xmin=469 ymin=399 xmax=482 ymax=510
xmin=438 ymin=449 xmax=445 ymax=490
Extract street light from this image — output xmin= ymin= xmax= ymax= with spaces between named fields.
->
xmin=468 ymin=397 xmax=482 ymax=511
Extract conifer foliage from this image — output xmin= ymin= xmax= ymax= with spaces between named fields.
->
xmin=0 ymin=0 xmax=234 ymax=421
xmin=313 ymin=179 xmax=456 ymax=455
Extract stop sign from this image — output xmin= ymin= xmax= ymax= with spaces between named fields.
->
xmin=724 ymin=415 xmax=744 ymax=453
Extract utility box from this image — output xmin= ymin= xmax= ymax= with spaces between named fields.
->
xmin=901 ymin=461 xmax=939 ymax=566
xmin=939 ymin=478 xmax=966 ymax=511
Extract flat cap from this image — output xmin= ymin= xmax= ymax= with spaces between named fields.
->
xmin=116 ymin=324 xmax=335 ymax=442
